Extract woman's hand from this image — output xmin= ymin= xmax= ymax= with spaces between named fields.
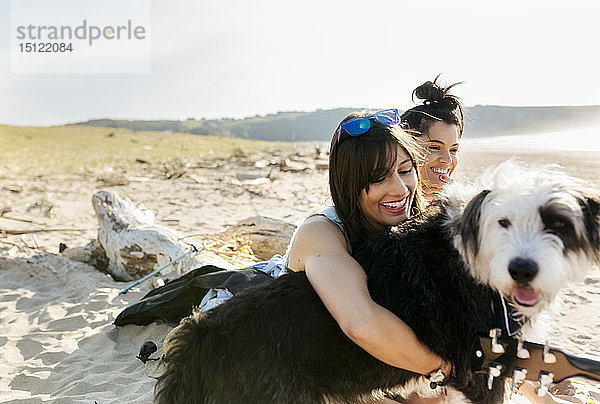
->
xmin=518 ymin=380 xmax=575 ymax=404
xmin=548 ymin=380 xmax=575 ymax=396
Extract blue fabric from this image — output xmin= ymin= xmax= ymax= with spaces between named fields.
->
xmin=199 ymin=254 xmax=286 ymax=312
xmin=246 ymin=254 xmax=285 ymax=278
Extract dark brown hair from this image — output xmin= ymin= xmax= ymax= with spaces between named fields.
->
xmin=329 ymin=111 xmax=425 ymax=251
xmin=400 ymin=75 xmax=465 ymax=138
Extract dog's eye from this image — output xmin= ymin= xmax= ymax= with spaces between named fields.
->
xmin=498 ymin=218 xmax=511 ymax=228
xmin=550 ymin=221 xmax=565 ymax=229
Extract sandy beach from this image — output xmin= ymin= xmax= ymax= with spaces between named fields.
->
xmin=1 ymin=141 xmax=600 ymax=403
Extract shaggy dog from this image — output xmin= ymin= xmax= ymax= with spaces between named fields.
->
xmin=154 ymin=164 xmax=600 ymax=404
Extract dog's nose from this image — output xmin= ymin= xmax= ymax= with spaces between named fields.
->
xmin=508 ymin=258 xmax=539 ymax=283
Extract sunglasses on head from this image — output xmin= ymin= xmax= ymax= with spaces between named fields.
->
xmin=338 ymin=108 xmax=400 ymax=140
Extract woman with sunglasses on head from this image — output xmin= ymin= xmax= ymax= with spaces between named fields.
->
xmin=282 ymin=109 xmax=452 ymax=403
xmin=190 ymin=107 xmax=451 ymax=402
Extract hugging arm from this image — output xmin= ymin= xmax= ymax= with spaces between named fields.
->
xmin=290 ymin=217 xmax=449 ymax=376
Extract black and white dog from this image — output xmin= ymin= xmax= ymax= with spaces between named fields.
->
xmin=154 ymin=164 xmax=600 ymax=404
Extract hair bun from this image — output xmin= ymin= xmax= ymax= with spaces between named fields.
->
xmin=412 ymin=75 xmax=463 ymax=106
xmin=413 ymin=81 xmax=444 ymax=103
xmin=402 ymin=75 xmax=465 ymax=137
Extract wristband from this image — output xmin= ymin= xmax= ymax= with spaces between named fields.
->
xmin=426 ymin=361 xmax=453 ymax=389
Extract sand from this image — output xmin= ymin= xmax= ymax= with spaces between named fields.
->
xmin=1 ymin=144 xmax=600 ymax=403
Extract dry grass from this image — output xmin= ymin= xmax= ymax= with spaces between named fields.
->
xmin=0 ymin=124 xmax=283 ymax=176
xmin=201 ymin=234 xmax=260 ymax=267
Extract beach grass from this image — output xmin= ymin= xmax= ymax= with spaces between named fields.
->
xmin=0 ymin=124 xmax=282 ymax=175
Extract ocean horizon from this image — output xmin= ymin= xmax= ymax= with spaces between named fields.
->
xmin=462 ymin=125 xmax=600 ymax=152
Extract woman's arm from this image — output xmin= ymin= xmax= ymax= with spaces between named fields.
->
xmin=289 ymin=216 xmax=449 ymax=375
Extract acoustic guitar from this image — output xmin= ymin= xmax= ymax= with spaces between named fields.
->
xmin=471 ymin=329 xmax=600 ymax=395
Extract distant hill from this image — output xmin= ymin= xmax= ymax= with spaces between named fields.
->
xmin=71 ymin=105 xmax=600 ymax=142
xmin=466 ymin=105 xmax=600 ymax=137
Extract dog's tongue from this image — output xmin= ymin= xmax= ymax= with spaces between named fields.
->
xmin=512 ymin=286 xmax=540 ymax=306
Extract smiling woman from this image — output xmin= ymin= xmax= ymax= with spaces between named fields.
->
xmin=358 ymin=154 xmax=417 ymax=232
xmin=400 ymin=76 xmax=465 ymax=205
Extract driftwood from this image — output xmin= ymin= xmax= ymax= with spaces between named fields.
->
xmin=58 ymin=191 xmax=295 ymax=282
xmin=0 ymin=215 xmax=46 ymax=225
xmin=279 ymin=158 xmax=310 ymax=172
xmin=61 ymin=239 xmax=109 ymax=273
xmin=216 ymin=216 xmax=295 ymax=260
xmin=90 ymin=191 xmax=202 ymax=281
xmin=0 ymin=227 xmax=84 ymax=235
xmin=315 ymin=160 xmax=329 ymax=170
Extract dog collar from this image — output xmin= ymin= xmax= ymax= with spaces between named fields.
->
xmin=493 ymin=295 xmax=526 ymax=337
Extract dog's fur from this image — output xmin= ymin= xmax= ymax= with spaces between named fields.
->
xmin=154 ymin=164 xmax=600 ymax=404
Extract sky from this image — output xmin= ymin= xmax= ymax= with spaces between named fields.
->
xmin=1 ymin=0 xmax=599 ymax=126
